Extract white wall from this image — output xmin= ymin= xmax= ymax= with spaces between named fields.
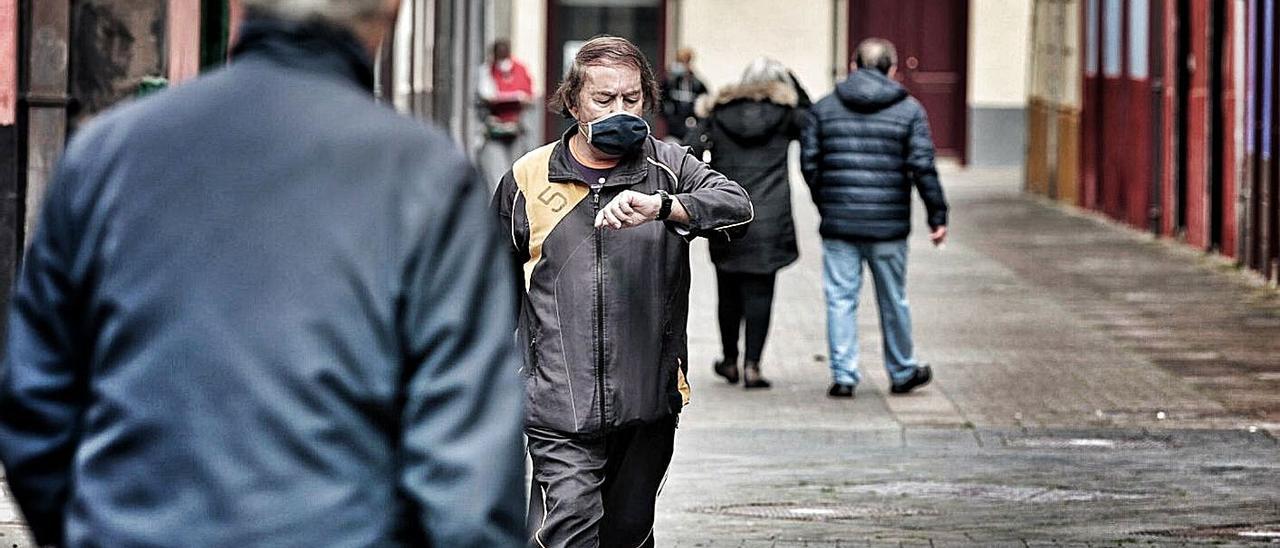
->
xmin=677 ymin=0 xmax=836 ymax=100
xmin=511 ymin=0 xmax=547 ymax=95
xmin=969 ymin=0 xmax=1033 ymax=108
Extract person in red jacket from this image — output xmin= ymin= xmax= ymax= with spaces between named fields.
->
xmin=477 ymin=39 xmax=534 ymax=190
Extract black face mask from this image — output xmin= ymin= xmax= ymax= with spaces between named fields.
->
xmin=582 ymin=112 xmax=651 ymax=156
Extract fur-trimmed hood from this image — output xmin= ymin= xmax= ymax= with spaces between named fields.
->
xmin=696 ymin=80 xmax=798 ymax=143
xmin=695 ymin=80 xmax=798 ymax=119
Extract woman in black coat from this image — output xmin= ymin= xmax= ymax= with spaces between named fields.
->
xmin=687 ymin=58 xmax=810 ymax=389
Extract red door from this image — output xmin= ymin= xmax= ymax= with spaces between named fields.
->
xmin=849 ymin=0 xmax=969 ymax=161
xmin=1085 ymin=0 xmax=1155 ymax=229
xmin=1183 ymin=0 xmax=1211 ymax=249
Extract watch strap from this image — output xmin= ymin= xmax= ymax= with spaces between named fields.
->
xmin=656 ymin=190 xmax=673 ymax=221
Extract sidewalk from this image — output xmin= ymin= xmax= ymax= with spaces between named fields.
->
xmin=660 ymin=166 xmax=1280 ymax=546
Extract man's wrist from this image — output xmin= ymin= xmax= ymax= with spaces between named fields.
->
xmin=654 ymin=190 xmax=673 ymax=221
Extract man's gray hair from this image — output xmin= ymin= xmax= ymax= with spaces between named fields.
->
xmin=854 ymin=38 xmax=897 ymax=74
xmin=240 ymin=0 xmax=388 ymax=26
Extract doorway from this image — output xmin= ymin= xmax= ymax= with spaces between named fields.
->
xmin=544 ymin=0 xmax=666 ymax=142
xmin=848 ymin=0 xmax=969 ymax=161
xmin=1207 ymin=0 xmax=1227 ymax=252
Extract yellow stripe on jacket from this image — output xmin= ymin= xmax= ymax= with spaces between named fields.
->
xmin=513 ymin=143 xmax=590 ymax=290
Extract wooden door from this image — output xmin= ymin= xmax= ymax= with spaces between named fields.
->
xmin=849 ymin=0 xmax=969 ymax=161
xmin=1178 ymin=0 xmax=1211 ymax=248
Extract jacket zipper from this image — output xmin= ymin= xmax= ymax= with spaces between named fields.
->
xmin=592 ymin=188 xmax=606 ymax=432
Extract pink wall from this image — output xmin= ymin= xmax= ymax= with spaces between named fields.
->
xmin=1 ymin=0 xmax=17 ymax=125
xmin=168 ymin=0 xmax=202 ymax=84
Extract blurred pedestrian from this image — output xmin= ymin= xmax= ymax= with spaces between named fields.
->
xmin=0 ymin=1 xmax=526 ymax=546
xmin=491 ymin=35 xmax=752 ymax=547
xmin=661 ymin=47 xmax=708 ymax=142
xmin=687 ymin=58 xmax=811 ymax=389
xmin=477 ymin=38 xmax=535 ymax=190
xmin=800 ymin=38 xmax=948 ymax=399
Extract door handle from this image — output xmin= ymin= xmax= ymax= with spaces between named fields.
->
xmin=906 ymin=56 xmax=919 ymax=70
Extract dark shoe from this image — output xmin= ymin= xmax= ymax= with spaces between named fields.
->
xmin=742 ymin=361 xmax=771 ymax=389
xmin=827 ymin=383 xmax=855 ymax=398
xmin=890 ymin=364 xmax=932 ymax=394
xmin=713 ymin=358 xmax=739 ymax=384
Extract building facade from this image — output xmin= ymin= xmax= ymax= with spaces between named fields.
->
xmin=506 ymin=0 xmax=1031 ymax=166
xmin=1027 ymin=0 xmax=1276 ymax=284
xmin=0 ymin=0 xmax=493 ymax=334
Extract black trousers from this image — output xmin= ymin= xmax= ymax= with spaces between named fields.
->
xmin=525 ymin=419 xmax=676 ymax=548
xmin=715 ymin=269 xmax=778 ymax=363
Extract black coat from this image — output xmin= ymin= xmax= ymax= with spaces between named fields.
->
xmin=800 ymin=69 xmax=948 ymax=242
xmin=689 ymin=80 xmax=805 ymax=274
xmin=661 ymin=71 xmax=708 ymax=140
xmin=0 ymin=17 xmax=525 ymax=547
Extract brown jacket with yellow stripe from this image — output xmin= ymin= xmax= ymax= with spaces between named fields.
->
xmin=492 ymin=129 xmax=753 ymax=436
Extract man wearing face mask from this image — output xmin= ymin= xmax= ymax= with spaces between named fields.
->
xmin=491 ymin=35 xmax=753 ymax=547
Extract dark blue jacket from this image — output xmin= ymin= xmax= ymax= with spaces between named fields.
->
xmin=0 ymin=17 xmax=525 ymax=547
xmin=801 ymin=69 xmax=948 ymax=241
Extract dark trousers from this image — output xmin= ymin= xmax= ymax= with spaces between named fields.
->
xmin=715 ymin=269 xmax=778 ymax=363
xmin=526 ymin=419 xmax=676 ymax=548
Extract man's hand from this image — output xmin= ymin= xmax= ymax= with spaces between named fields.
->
xmin=594 ymin=190 xmax=661 ymax=229
xmin=929 ymin=225 xmax=948 ymax=247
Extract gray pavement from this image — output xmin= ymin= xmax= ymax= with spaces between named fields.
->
xmin=660 ymin=165 xmax=1280 ymax=546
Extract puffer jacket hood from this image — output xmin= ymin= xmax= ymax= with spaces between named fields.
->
xmin=835 ymin=69 xmax=908 ymax=112
xmin=698 ymin=81 xmax=797 ymax=144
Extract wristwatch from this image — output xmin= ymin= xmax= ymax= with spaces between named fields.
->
xmin=655 ymin=190 xmax=673 ymax=221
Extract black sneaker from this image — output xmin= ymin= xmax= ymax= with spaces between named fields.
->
xmin=827 ymin=383 xmax=855 ymax=398
xmin=890 ymin=364 xmax=932 ymax=394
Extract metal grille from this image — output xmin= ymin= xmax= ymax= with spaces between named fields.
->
xmin=1134 ymin=522 xmax=1280 ymax=542
xmin=840 ymin=481 xmax=1150 ymax=503
xmin=1001 ymin=435 xmax=1173 ymax=450
xmin=698 ymin=502 xmax=931 ymax=522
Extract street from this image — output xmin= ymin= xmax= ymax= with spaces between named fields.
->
xmin=660 ymin=165 xmax=1280 ymax=546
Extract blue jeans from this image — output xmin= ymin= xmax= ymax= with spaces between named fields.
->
xmin=821 ymin=238 xmax=919 ymax=387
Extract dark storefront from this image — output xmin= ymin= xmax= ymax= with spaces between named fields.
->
xmin=543 ymin=0 xmax=666 ymax=141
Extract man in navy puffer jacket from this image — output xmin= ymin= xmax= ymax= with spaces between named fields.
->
xmin=800 ymin=38 xmax=948 ymax=399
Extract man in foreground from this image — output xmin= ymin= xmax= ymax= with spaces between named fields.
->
xmin=492 ymin=36 xmax=752 ymax=547
xmin=0 ymin=1 xmax=525 ymax=546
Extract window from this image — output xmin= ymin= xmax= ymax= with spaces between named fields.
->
xmin=1102 ymin=0 xmax=1122 ymax=77
xmin=1085 ymin=0 xmax=1099 ymax=75
xmin=1127 ymin=0 xmax=1149 ymax=78
xmin=1263 ymin=0 xmax=1274 ymax=157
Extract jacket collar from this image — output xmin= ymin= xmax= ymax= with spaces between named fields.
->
xmin=547 ymin=125 xmax=656 ymax=188
xmin=231 ymin=14 xmax=375 ymax=92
